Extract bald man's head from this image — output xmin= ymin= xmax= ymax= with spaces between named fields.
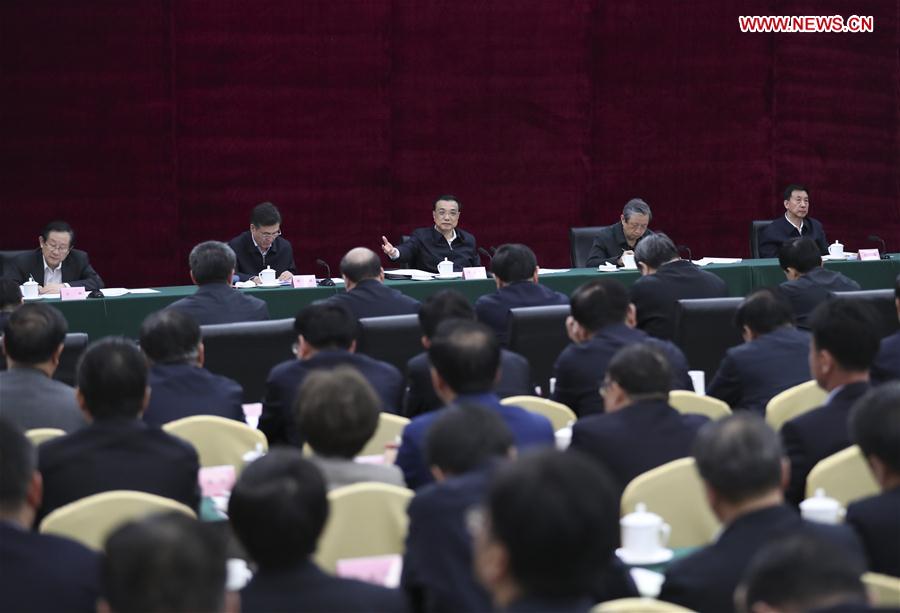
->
xmin=340 ymin=247 xmax=383 ymax=285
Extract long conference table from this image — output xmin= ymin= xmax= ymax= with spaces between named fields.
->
xmin=43 ymin=255 xmax=900 ymax=339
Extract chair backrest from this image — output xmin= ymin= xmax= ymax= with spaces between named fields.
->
xmin=805 ymin=445 xmax=879 ymax=506
xmin=25 ymin=428 xmax=66 ymax=446
xmin=749 ymin=220 xmax=770 ymax=258
xmin=593 ymin=598 xmax=695 ymax=612
xmin=358 ymin=413 xmax=410 ymax=457
xmin=356 ymin=314 xmax=422 ymax=374
xmin=668 ymin=390 xmax=732 ymax=420
xmin=0 ymin=249 xmax=30 ymax=277
xmin=163 ymin=415 xmax=268 ymax=470
xmin=830 ymin=289 xmax=898 ymax=339
xmin=765 ymin=380 xmax=825 ymax=431
xmin=621 ymin=457 xmax=721 ymax=549
xmin=507 ymin=304 xmax=571 ymax=396
xmin=569 ymin=226 xmax=605 ymax=267
xmin=314 ymin=482 xmax=413 ymax=573
xmin=200 ymin=318 xmax=296 ymax=403
xmin=501 ymin=395 xmax=575 ymax=430
xmin=0 ymin=332 xmax=88 ymax=387
xmin=39 ymin=490 xmax=196 ymax=550
xmin=862 ymin=572 xmax=900 ymax=608
xmin=673 ymin=297 xmax=744 ymax=377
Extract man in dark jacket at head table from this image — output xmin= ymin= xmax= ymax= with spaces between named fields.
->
xmin=9 ymin=220 xmax=104 ymax=294
xmin=228 ymin=201 xmax=297 ymax=283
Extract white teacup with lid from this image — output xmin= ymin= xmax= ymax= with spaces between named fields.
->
xmin=620 ymin=502 xmax=671 ymax=558
xmin=437 ymin=258 xmax=454 ymax=276
xmin=828 ymin=240 xmax=844 ymax=258
xmin=258 ymin=266 xmax=277 ymax=285
xmin=21 ymin=276 xmax=39 ymax=299
xmin=800 ymin=488 xmax=845 ymax=524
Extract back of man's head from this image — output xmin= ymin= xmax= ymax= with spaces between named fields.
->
xmin=693 ymin=414 xmax=783 ymax=504
xmin=340 ymin=247 xmax=383 ymax=284
xmin=189 ymin=241 xmax=236 ymax=285
xmin=77 ymin=337 xmax=148 ymax=420
xmin=229 ymin=449 xmax=328 ymax=570
xmin=139 ymin=309 xmax=201 ymax=365
xmin=418 ymin=290 xmax=475 ymax=339
xmin=633 ymin=233 xmax=679 ymax=270
xmin=2 ymin=303 xmax=67 ymax=366
xmin=606 ymin=343 xmax=672 ymax=398
xmin=428 ymin=319 xmax=500 ymax=395
xmin=296 ymin=367 xmax=381 ymax=459
xmin=294 ymin=302 xmax=357 ymax=350
xmin=777 ymin=237 xmax=821 ymax=274
xmin=491 ymin=244 xmax=538 ymax=284
xmin=850 ymin=382 xmax=900 ymax=478
xmin=735 ymin=288 xmax=795 ymax=336
xmin=251 ymin=201 xmax=282 ymax=227
xmin=102 ymin=513 xmax=227 ymax=613
xmin=0 ymin=418 xmax=35 ymax=516
xmin=569 ymin=279 xmax=629 ymax=333
xmin=426 ymin=403 xmax=513 ymax=477
xmin=809 ymin=298 xmax=880 ymax=372
xmin=0 ymin=278 xmax=23 ymax=311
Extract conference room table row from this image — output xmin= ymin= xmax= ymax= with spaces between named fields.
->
xmin=42 ymin=255 xmax=900 ymax=339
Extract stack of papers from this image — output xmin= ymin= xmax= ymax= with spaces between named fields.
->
xmin=692 ymin=257 xmax=743 ymax=266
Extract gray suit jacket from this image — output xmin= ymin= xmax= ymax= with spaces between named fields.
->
xmin=309 ymin=454 xmax=405 ymax=490
xmin=0 ymin=368 xmax=86 ymax=432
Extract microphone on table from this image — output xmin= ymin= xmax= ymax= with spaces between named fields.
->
xmin=677 ymin=245 xmax=693 ymax=262
xmin=315 ymin=259 xmax=336 ymax=286
xmin=478 ymin=247 xmax=495 ymax=278
xmin=868 ymin=235 xmax=890 ymax=259
xmin=489 ymin=246 xmax=498 ymax=255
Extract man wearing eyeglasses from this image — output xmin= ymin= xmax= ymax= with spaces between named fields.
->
xmin=9 ymin=220 xmax=103 ymax=294
xmin=228 ymin=201 xmax=297 ymax=283
xmin=585 ymin=198 xmax=655 ymax=267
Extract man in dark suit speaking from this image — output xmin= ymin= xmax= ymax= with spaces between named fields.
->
xmin=9 ymin=220 xmax=103 ymax=293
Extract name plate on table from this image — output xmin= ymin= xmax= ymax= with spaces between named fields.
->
xmin=199 ymin=465 xmax=236 ymax=497
xmin=59 ymin=286 xmax=87 ymax=301
xmin=462 ymin=266 xmax=488 ymax=280
xmin=858 ymin=249 xmax=881 ymax=261
xmin=292 ymin=275 xmax=317 ymax=288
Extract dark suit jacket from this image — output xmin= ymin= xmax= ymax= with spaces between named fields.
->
xmin=260 ymin=350 xmax=404 ymax=446
xmin=779 ymin=267 xmax=861 ymax=329
xmin=584 ymin=223 xmax=655 ymax=267
xmin=36 ymin=417 xmax=200 ymax=523
xmin=0 ymin=521 xmax=100 ymax=613
xmin=166 ymin=282 xmax=269 ymax=326
xmin=569 ymin=399 xmax=708 ymax=491
xmin=142 ymin=363 xmax=244 ymax=427
xmin=328 ymin=279 xmax=420 ymax=320
xmin=228 ymin=230 xmax=296 ymax=282
xmin=475 ymin=281 xmax=569 ymax=345
xmin=781 ymin=381 xmax=871 ymax=505
xmin=240 ymin=560 xmax=408 ymax=613
xmin=9 ymin=248 xmax=103 ymax=290
xmin=707 ymin=326 xmax=812 ymax=414
xmin=758 ymin=215 xmax=828 ymax=258
xmin=394 ymin=226 xmax=480 ymax=273
xmin=551 ymin=323 xmax=691 ymax=417
xmin=870 ymin=330 xmax=900 ymax=385
xmin=846 ymin=486 xmax=900 ymax=577
xmin=404 ymin=348 xmax=531 ymax=417
xmin=630 ymin=259 xmax=729 ymax=341
xmin=660 ymin=504 xmax=864 ymax=613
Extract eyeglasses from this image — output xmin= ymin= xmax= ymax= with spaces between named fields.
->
xmin=435 ymin=209 xmax=459 ymax=218
xmin=257 ymin=230 xmax=281 ymax=239
xmin=42 ymin=241 xmax=70 ymax=254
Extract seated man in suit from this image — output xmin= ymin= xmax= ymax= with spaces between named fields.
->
xmin=0 ymin=277 xmax=23 ymax=331
xmin=707 ymin=288 xmax=812 ymax=414
xmin=380 ymin=194 xmax=480 ymax=273
xmin=475 ymin=243 xmax=569 ymax=345
xmin=9 ymin=220 xmax=103 ymax=294
xmin=328 ymin=246 xmax=420 ymax=319
xmin=846 ymin=382 xmax=900 ymax=576
xmin=395 ymin=319 xmax=554 ymax=489
xmin=260 ymin=302 xmax=403 ymax=446
xmin=296 ymin=367 xmax=405 ymax=489
xmin=166 ymin=240 xmax=269 ymax=326
xmin=660 ymin=414 xmax=864 ymax=612
xmin=569 ymin=344 xmax=708 ymax=491
xmin=229 ymin=449 xmax=408 ymax=613
xmin=37 ymin=338 xmax=200 ymax=523
xmin=777 ymin=236 xmax=860 ymax=328
xmin=403 ymin=404 xmax=514 ymax=613
xmin=138 ymin=309 xmax=244 ymax=427
xmin=552 ymin=278 xmax=691 ymax=416
xmin=584 ymin=198 xmax=655 ymax=267
xmin=0 ymin=418 xmax=100 ymax=613
xmin=758 ymin=184 xmax=828 ymax=258
xmin=781 ymin=298 xmax=880 ymax=505
xmin=405 ymin=290 xmax=531 ymax=417
xmin=101 ymin=513 xmax=232 ymax=613
xmin=630 ymin=233 xmax=728 ymax=340
xmin=228 ymin=201 xmax=296 ymax=283
xmin=871 ymin=273 xmax=900 ymax=385
xmin=0 ymin=303 xmax=85 ymax=433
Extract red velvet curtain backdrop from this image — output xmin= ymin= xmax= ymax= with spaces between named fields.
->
xmin=1 ymin=1 xmax=897 ymax=287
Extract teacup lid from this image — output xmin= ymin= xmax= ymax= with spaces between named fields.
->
xmin=24 ymin=276 xmax=38 ymax=285
xmin=832 ymin=240 xmax=843 ymax=246
xmin=800 ymin=488 xmax=840 ymax=512
xmin=620 ymin=502 xmax=663 ymax=527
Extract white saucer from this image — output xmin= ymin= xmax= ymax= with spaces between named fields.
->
xmin=433 ymin=273 xmax=458 ymax=279
xmin=23 ymin=295 xmax=43 ymax=301
xmin=615 ymin=547 xmax=674 ymax=566
xmin=258 ymin=281 xmax=281 ymax=287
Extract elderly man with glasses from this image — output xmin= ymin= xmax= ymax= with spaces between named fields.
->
xmin=585 ymin=198 xmax=656 ymax=267
xmin=9 ymin=220 xmax=103 ymax=294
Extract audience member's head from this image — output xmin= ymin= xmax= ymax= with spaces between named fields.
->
xmin=808 ymin=299 xmax=880 ymax=389
xmin=737 ymin=533 xmax=866 ymax=613
xmin=426 ymin=403 xmax=514 ymax=480
xmin=2 ymin=303 xmax=67 ymax=369
xmin=229 ymin=449 xmax=328 ymax=570
xmin=0 ymin=278 xmax=23 ymax=312
xmin=76 ymin=337 xmax=148 ymax=420
xmin=735 ymin=288 xmax=795 ymax=339
xmin=633 ymin=233 xmax=679 ymax=273
xmin=250 ymin=201 xmax=282 ymax=227
xmin=0 ymin=418 xmax=39 ymax=523
xmin=417 ymin=290 xmax=475 ymax=341
xmin=293 ymin=302 xmax=358 ymax=355
xmin=139 ymin=309 xmax=202 ymax=365
xmin=101 ymin=513 xmax=228 ymax=613
xmin=568 ymin=278 xmax=630 ymax=336
xmin=601 ymin=343 xmax=672 ymax=411
xmin=777 ymin=237 xmax=821 ymax=276
xmin=296 ymin=367 xmax=381 ymax=459
xmin=340 ymin=247 xmax=383 ymax=287
xmin=473 ymin=450 xmax=619 ymax=607
xmin=491 ymin=244 xmax=538 ymax=285
xmin=850 ymin=382 xmax=900 ymax=489
xmin=189 ymin=241 xmax=237 ymax=285
xmin=428 ymin=319 xmax=500 ymax=399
